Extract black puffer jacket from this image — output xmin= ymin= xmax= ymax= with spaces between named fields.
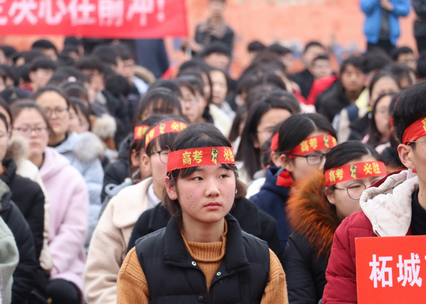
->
xmin=0 ymin=180 xmax=38 ymax=304
xmin=0 ymin=159 xmax=47 ymax=302
xmin=315 ymin=81 xmax=351 ymax=123
xmin=101 ymin=133 xmax=132 ymax=202
xmin=127 ymin=198 xmax=284 ymax=264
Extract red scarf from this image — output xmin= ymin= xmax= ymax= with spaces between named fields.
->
xmin=276 ymin=170 xmax=293 ymax=188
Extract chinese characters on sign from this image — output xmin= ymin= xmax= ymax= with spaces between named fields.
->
xmin=356 ymin=236 xmax=426 ymax=304
xmin=0 ymin=0 xmax=187 ymax=38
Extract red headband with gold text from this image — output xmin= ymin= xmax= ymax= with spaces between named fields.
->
xmin=325 ymin=161 xmax=386 ymax=187
xmin=134 ymin=125 xmax=149 ymax=140
xmin=287 ymin=134 xmax=337 ymax=157
xmin=167 ymin=146 xmax=235 ymax=172
xmin=402 ymin=117 xmax=426 ymax=145
xmin=270 ymin=133 xmax=279 ymax=152
xmin=145 ymin=121 xmax=188 ymax=148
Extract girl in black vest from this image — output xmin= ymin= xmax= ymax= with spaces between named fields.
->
xmin=118 ymin=123 xmax=288 ymax=304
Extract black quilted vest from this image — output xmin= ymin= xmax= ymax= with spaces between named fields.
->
xmin=135 ymin=214 xmax=270 ymax=304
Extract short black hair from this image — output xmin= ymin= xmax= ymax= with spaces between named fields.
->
xmin=64 ymin=37 xmax=83 ymax=48
xmin=18 ymin=64 xmax=31 ymax=82
xmin=391 ymin=46 xmax=414 ymax=61
xmin=111 ymin=44 xmax=134 ymax=61
xmin=369 ymin=70 xmax=400 ymax=93
xmin=179 ymin=59 xmax=211 ymax=73
xmin=268 ymin=43 xmax=291 ymax=56
xmin=393 ymin=81 xmax=426 ymax=143
xmin=56 ymin=66 xmax=90 ymax=83
xmin=312 ymin=55 xmax=330 ymax=65
xmin=0 ymin=46 xmax=17 ymax=58
xmin=0 ymin=64 xmax=19 ymax=86
xmin=248 ymin=41 xmax=266 ymax=52
xmin=29 ymin=57 xmax=57 ymax=72
xmin=147 ymin=79 xmax=183 ymax=98
xmin=92 ymin=45 xmax=118 ymax=66
xmin=0 ymin=88 xmax=29 ymax=104
xmin=383 ymin=63 xmax=414 ymax=87
xmin=12 ymin=50 xmax=45 ymax=65
xmin=304 ymin=41 xmax=323 ymax=53
xmin=61 ymin=46 xmax=79 ymax=57
xmin=361 ymin=51 xmax=392 ymax=74
xmin=176 ymin=75 xmax=205 ymax=97
xmin=201 ymin=42 xmax=231 ymax=58
xmin=31 ymin=39 xmax=57 ymax=53
xmin=340 ymin=56 xmax=362 ymax=75
xmin=61 ymin=82 xmax=89 ymax=104
xmin=75 ymin=56 xmax=104 ymax=73
xmin=105 ymin=75 xmax=131 ymax=98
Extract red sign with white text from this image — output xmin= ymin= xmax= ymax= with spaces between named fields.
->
xmin=0 ymin=0 xmax=188 ymax=38
xmin=356 ymin=236 xmax=426 ymax=304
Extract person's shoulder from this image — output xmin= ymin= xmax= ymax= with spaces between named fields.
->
xmin=336 ymin=210 xmax=374 ymax=241
xmin=135 ymin=226 xmax=167 ymax=250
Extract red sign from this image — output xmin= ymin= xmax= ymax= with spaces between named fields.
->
xmin=0 ymin=0 xmax=188 ymax=38
xmin=356 ymin=236 xmax=426 ymax=304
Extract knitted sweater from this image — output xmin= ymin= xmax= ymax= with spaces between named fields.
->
xmin=117 ymin=224 xmax=288 ymax=303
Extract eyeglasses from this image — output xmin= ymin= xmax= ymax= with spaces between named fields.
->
xmin=286 ymin=152 xmax=327 ymax=165
xmin=148 ymin=150 xmax=169 ymax=164
xmin=334 ymin=182 xmax=367 ymax=200
xmin=43 ymin=106 xmax=68 ymax=118
xmin=182 ymin=97 xmax=199 ymax=104
xmin=13 ymin=126 xmax=48 ymax=136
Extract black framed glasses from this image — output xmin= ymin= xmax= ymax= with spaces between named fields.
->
xmin=286 ymin=152 xmax=327 ymax=165
xmin=148 ymin=150 xmax=169 ymax=164
xmin=334 ymin=182 xmax=366 ymax=200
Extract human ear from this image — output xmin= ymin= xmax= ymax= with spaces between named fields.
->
xmin=398 ymin=144 xmax=415 ymax=170
xmin=29 ymin=71 xmax=35 ymax=83
xmin=165 ymin=176 xmax=178 ymax=200
xmin=140 ymin=152 xmax=152 ymax=175
xmin=271 ymin=152 xmax=283 ymax=167
xmin=280 ymin=154 xmax=293 ymax=171
xmin=325 ymin=188 xmax=336 ymax=206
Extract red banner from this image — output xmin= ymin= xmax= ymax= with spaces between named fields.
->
xmin=0 ymin=0 xmax=188 ymax=38
xmin=356 ymin=236 xmax=426 ymax=304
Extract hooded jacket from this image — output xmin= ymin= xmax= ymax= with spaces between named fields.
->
xmin=0 ymin=216 xmax=19 ymax=304
xmin=323 ymin=170 xmax=418 ymax=304
xmin=101 ymin=133 xmax=132 ymax=202
xmin=39 ymin=147 xmax=88 ymax=295
xmin=0 ymin=180 xmax=38 ymax=304
xmin=54 ymin=132 xmax=103 ymax=248
xmin=84 ymin=177 xmax=153 ymax=304
xmin=283 ymin=172 xmax=340 ymax=304
xmin=127 ymin=197 xmax=283 ymax=265
xmin=250 ymin=167 xmax=291 ymax=251
xmin=361 ymin=0 xmax=410 ymax=45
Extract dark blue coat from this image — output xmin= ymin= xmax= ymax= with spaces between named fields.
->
xmin=250 ymin=167 xmax=291 ymax=251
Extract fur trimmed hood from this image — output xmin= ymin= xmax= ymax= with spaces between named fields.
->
xmin=286 ymin=171 xmax=340 ymax=258
xmin=73 ymin=132 xmax=104 ymax=163
xmin=91 ymin=114 xmax=116 ymax=139
xmin=5 ymin=136 xmax=29 ymax=163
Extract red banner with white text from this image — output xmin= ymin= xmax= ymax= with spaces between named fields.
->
xmin=0 ymin=0 xmax=188 ymax=38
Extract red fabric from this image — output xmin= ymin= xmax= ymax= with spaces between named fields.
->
xmin=145 ymin=121 xmax=187 ymax=147
xmin=306 ymin=75 xmax=339 ymax=106
xmin=276 ymin=170 xmax=293 ymax=188
xmin=270 ymin=133 xmax=279 ymax=152
xmin=167 ymin=146 xmax=235 ymax=172
xmin=287 ymin=134 xmax=337 ymax=157
xmin=133 ymin=125 xmax=149 ymax=140
xmin=292 ymin=86 xmax=307 ymax=105
xmin=402 ymin=117 xmax=426 ymax=145
xmin=0 ymin=0 xmax=188 ymax=39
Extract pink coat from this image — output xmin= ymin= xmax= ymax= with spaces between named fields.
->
xmin=39 ymin=147 xmax=89 ymax=294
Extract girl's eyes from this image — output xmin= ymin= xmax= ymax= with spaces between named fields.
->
xmin=219 ymin=174 xmax=230 ymax=179
xmin=191 ymin=176 xmax=203 ymax=181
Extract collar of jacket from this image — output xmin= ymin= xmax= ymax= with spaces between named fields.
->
xmin=162 ymin=214 xmax=250 ymax=272
xmin=286 ymin=171 xmax=340 ymax=258
xmin=261 ymin=166 xmax=291 ymax=197
xmin=0 ymin=180 xmax=12 ymax=213
xmin=0 ymin=159 xmax=17 ymax=185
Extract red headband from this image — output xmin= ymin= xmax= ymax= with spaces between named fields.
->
xmin=287 ymin=134 xmax=337 ymax=157
xmin=134 ymin=125 xmax=149 ymax=140
xmin=270 ymin=133 xmax=279 ymax=152
xmin=325 ymin=161 xmax=386 ymax=187
xmin=402 ymin=117 xmax=426 ymax=145
xmin=167 ymin=146 xmax=235 ymax=172
xmin=145 ymin=121 xmax=188 ymax=148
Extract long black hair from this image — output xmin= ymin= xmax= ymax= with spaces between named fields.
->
xmin=366 ymin=93 xmax=395 ymax=147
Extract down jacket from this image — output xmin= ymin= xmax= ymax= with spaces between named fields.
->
xmin=0 ymin=216 xmax=19 ymax=304
xmin=323 ymin=170 xmax=418 ymax=304
xmin=0 ymin=180 xmax=38 ymax=304
xmin=284 ymin=172 xmax=340 ymax=304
